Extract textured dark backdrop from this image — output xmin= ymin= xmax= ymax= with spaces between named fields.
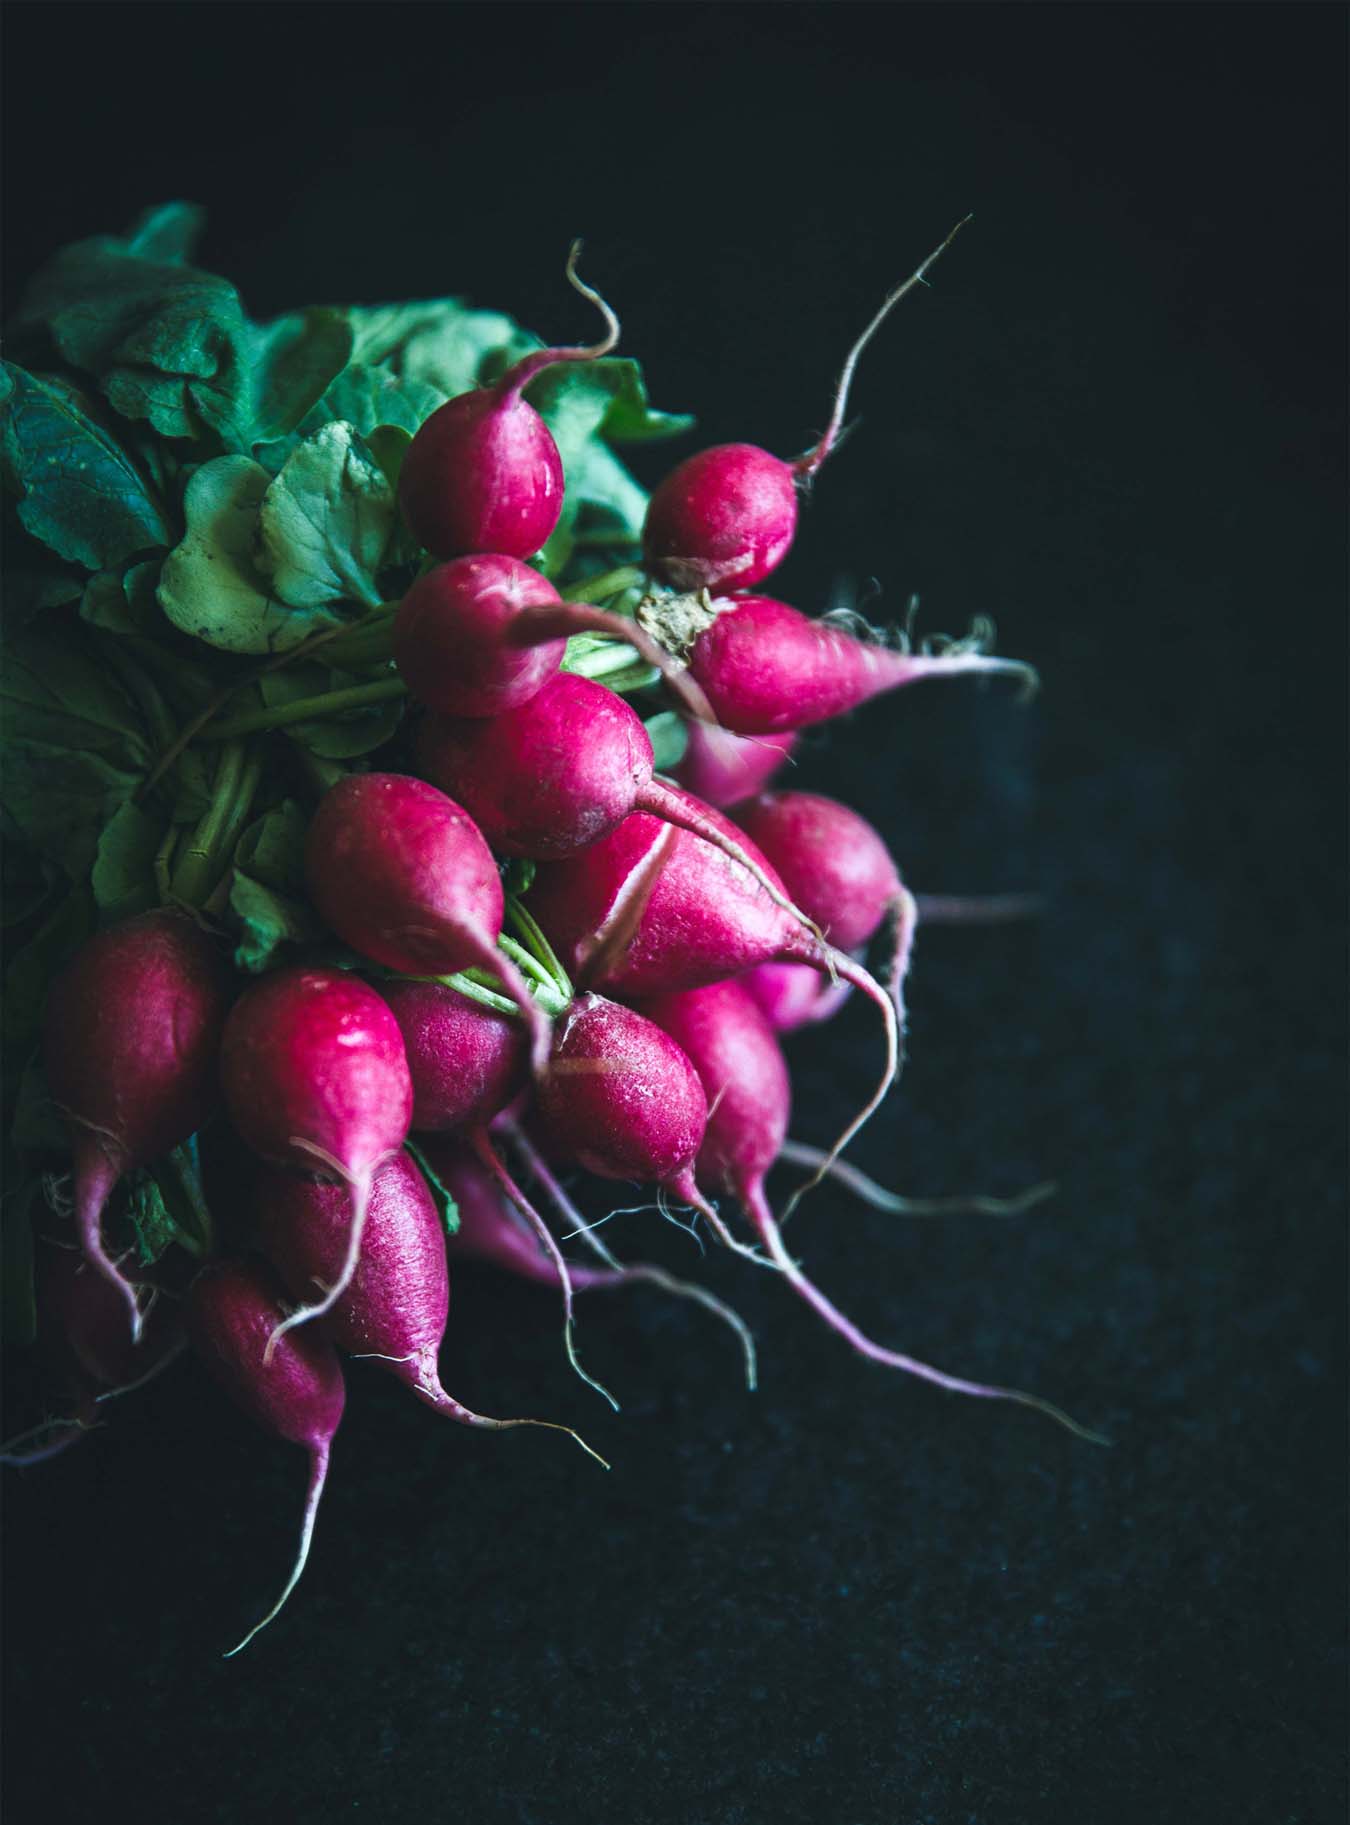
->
xmin=3 ymin=5 xmax=1345 ymax=1822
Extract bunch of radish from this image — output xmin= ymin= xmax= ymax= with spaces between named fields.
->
xmin=6 ymin=221 xmax=1102 ymax=1658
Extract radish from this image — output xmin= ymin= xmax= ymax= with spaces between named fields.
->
xmin=42 ymin=909 xmax=231 ymax=1342
xmin=416 ymin=1132 xmax=758 ymax=1389
xmin=733 ymin=789 xmax=903 ymax=953
xmin=636 ymin=593 xmax=1037 ymax=736
xmin=416 ymin=674 xmax=819 ymax=944
xmin=639 ymin=981 xmax=1103 ymax=1441
xmin=398 ymin=243 xmax=618 ymax=561
xmin=525 ymin=786 xmax=901 ymax=1197
xmin=741 ymin=960 xmax=855 ymax=1032
xmin=253 ymin=1150 xmax=605 ymax=1464
xmin=219 ymin=967 xmax=412 ymax=1352
xmin=393 ymin=553 xmax=711 ymax=721
xmin=185 ymin=1255 xmax=345 ymax=1656
xmin=379 ymin=979 xmax=528 ymax=1133
xmin=303 ymin=772 xmax=552 ymax=1071
xmin=675 ymin=722 xmax=798 ymax=809
xmin=642 ymin=220 xmax=969 ymax=593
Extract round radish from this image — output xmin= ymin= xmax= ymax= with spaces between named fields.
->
xmin=42 ymin=909 xmax=231 ymax=1342
xmin=642 ymin=221 xmax=969 ymax=593
xmin=303 ymin=772 xmax=551 ymax=1071
xmin=219 ymin=967 xmax=412 ymax=1351
xmin=379 ymin=979 xmax=528 ymax=1134
xmin=398 ymin=245 xmax=618 ymax=561
xmin=640 ymin=981 xmax=1102 ymax=1440
xmin=185 ymin=1255 xmax=345 ymax=1656
xmin=734 ymin=790 xmax=901 ymax=952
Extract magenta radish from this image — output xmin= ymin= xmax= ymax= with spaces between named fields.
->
xmin=734 ymin=790 xmax=903 ymax=953
xmin=379 ymin=979 xmax=528 ymax=1133
xmin=416 ymin=1132 xmax=758 ymax=1388
xmin=638 ymin=592 xmax=1037 ymax=736
xmin=219 ymin=967 xmax=412 ymax=1351
xmin=393 ymin=553 xmax=711 ymax=721
xmin=253 ymin=1150 xmax=604 ymax=1464
xmin=639 ymin=981 xmax=1102 ymax=1441
xmin=675 ymin=722 xmax=798 ymax=808
xmin=741 ymin=960 xmax=855 ymax=1032
xmin=42 ymin=909 xmax=230 ymax=1342
xmin=642 ymin=221 xmax=969 ymax=593
xmin=186 ymin=1255 xmax=345 ymax=1655
xmin=525 ymin=788 xmax=900 ymax=1195
xmin=303 ymin=771 xmax=551 ymax=1071
xmin=398 ymin=244 xmax=618 ymax=561
xmin=416 ymin=673 xmax=818 ymax=937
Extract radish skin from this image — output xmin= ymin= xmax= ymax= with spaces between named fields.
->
xmin=675 ymin=724 xmax=798 ymax=809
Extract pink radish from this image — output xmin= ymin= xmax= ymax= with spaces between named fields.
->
xmin=525 ymin=787 xmax=901 ymax=1197
xmin=675 ymin=722 xmax=798 ymax=809
xmin=639 ymin=980 xmax=1104 ymax=1441
xmin=734 ymin=789 xmax=904 ymax=953
xmin=398 ymin=243 xmax=617 ymax=561
xmin=637 ymin=593 xmax=1037 ymax=736
xmin=642 ymin=220 xmax=969 ymax=593
xmin=42 ymin=909 xmax=230 ymax=1342
xmin=741 ymin=960 xmax=855 ymax=1032
xmin=416 ymin=1132 xmax=758 ymax=1388
xmin=253 ymin=1150 xmax=605 ymax=1465
xmin=303 ymin=772 xmax=552 ymax=1071
xmin=219 ymin=967 xmax=412 ymax=1351
xmin=186 ymin=1255 xmax=346 ymax=1655
xmin=393 ymin=553 xmax=710 ymax=721
xmin=416 ymin=674 xmax=818 ymax=947
xmin=379 ymin=979 xmax=528 ymax=1133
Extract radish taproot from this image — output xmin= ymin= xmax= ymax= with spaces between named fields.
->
xmin=642 ymin=220 xmax=969 ymax=593
xmin=639 ymin=981 xmax=1103 ymax=1441
xmin=254 ymin=1150 xmax=605 ymax=1465
xmin=637 ymin=592 xmax=1037 ymax=736
xmin=219 ymin=967 xmax=412 ymax=1352
xmin=398 ymin=244 xmax=618 ymax=561
xmin=418 ymin=1132 xmax=758 ymax=1389
xmin=393 ymin=553 xmax=709 ymax=721
xmin=42 ymin=909 xmax=231 ymax=1342
xmin=303 ymin=772 xmax=552 ymax=1071
xmin=185 ymin=1255 xmax=346 ymax=1655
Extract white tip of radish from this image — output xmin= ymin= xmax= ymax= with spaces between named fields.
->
xmin=222 ymin=1442 xmax=330 ymax=1658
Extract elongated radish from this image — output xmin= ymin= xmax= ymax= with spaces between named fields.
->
xmin=254 ymin=1151 xmax=604 ymax=1465
xmin=525 ymin=788 xmax=901 ymax=1196
xmin=637 ymin=593 xmax=1036 ymax=736
xmin=303 ymin=772 xmax=551 ymax=1071
xmin=186 ymin=1256 xmax=346 ymax=1655
xmin=416 ymin=1131 xmax=758 ymax=1389
xmin=219 ymin=968 xmax=412 ymax=1353
xmin=640 ymin=981 xmax=1103 ymax=1441
xmin=398 ymin=244 xmax=617 ymax=561
xmin=642 ymin=221 xmax=969 ymax=593
xmin=393 ymin=553 xmax=709 ymax=720
xmin=42 ymin=909 xmax=230 ymax=1341
xmin=676 ymin=723 xmax=797 ymax=808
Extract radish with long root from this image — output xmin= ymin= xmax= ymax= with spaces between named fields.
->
xmin=219 ymin=968 xmax=412 ymax=1354
xmin=303 ymin=772 xmax=553 ymax=1072
xmin=398 ymin=242 xmax=618 ymax=561
xmin=42 ymin=910 xmax=230 ymax=1341
xmin=642 ymin=219 xmax=970 ymax=594
xmin=253 ymin=1149 xmax=607 ymax=1466
xmin=186 ymin=1256 xmax=347 ymax=1655
xmin=639 ymin=980 xmax=1105 ymax=1442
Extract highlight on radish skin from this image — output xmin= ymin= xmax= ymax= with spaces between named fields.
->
xmin=218 ymin=968 xmax=413 ymax=1353
xmin=398 ymin=242 xmax=618 ymax=562
xmin=641 ymin=981 xmax=1105 ymax=1443
xmin=185 ymin=1256 xmax=346 ymax=1656
xmin=642 ymin=219 xmax=970 ymax=594
xmin=253 ymin=1151 xmax=607 ymax=1467
xmin=42 ymin=909 xmax=231 ymax=1342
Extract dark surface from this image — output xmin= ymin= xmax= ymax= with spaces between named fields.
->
xmin=2 ymin=5 xmax=1345 ymax=1821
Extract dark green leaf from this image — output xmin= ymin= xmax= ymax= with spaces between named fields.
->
xmin=259 ymin=422 xmax=394 ymax=613
xmin=258 ymin=660 xmax=404 ymax=758
xmin=297 ymin=363 xmax=444 ymax=442
xmin=1 ymin=560 xmax=84 ymax=631
xmin=405 ymin=1139 xmax=460 ymax=1237
xmin=123 ymin=1171 xmax=182 ymax=1266
xmin=1 ymin=362 xmax=176 ymax=568
xmin=123 ymin=202 xmax=206 ymax=263
xmin=644 ymin=710 xmax=690 ymax=773
xmin=248 ymin=309 xmax=356 ymax=448
xmin=345 ymin=299 xmax=535 ymax=397
xmin=226 ymin=800 xmax=319 ymax=973
xmin=91 ymin=799 xmax=163 ymax=920
xmin=527 ymin=357 xmax=694 ymax=445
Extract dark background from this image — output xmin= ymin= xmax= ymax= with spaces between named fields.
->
xmin=2 ymin=4 xmax=1345 ymax=1821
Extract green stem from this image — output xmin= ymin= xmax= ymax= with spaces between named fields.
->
xmin=505 ymin=898 xmax=573 ymax=999
xmin=199 ymin=677 xmax=407 ymax=741
xmin=153 ymin=1144 xmax=215 ymax=1259
xmin=560 ymin=565 xmax=646 ymax=605
xmin=169 ymin=740 xmax=261 ymax=907
xmin=323 ymin=608 xmax=397 ymax=672
xmin=563 ymin=641 xmax=659 ymax=689
xmin=496 ymin=934 xmax=557 ymax=992
xmin=153 ymin=826 xmax=178 ymax=905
